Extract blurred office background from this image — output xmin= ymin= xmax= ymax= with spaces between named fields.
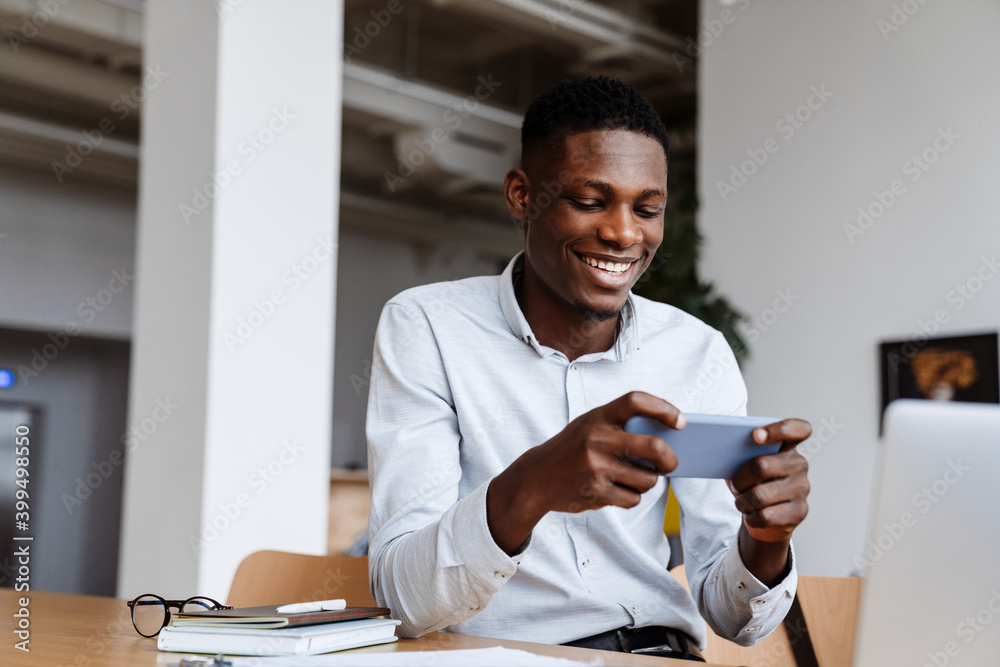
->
xmin=0 ymin=0 xmax=997 ymax=601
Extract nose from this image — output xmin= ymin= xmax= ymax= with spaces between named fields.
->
xmin=596 ymin=204 xmax=643 ymax=248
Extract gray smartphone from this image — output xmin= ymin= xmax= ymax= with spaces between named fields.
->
xmin=624 ymin=413 xmax=781 ymax=479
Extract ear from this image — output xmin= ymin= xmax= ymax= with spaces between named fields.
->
xmin=503 ymin=168 xmax=531 ymax=225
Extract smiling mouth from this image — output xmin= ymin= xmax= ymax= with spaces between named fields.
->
xmin=577 ymin=252 xmax=638 ymax=276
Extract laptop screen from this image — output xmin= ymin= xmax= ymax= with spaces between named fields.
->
xmin=853 ymin=399 xmax=1000 ymax=667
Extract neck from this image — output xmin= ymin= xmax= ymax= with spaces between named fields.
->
xmin=514 ymin=265 xmax=622 ymax=363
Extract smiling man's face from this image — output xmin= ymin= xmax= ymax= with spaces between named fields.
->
xmin=519 ymin=129 xmax=667 ymax=322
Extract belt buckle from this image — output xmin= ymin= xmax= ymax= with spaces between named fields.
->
xmin=619 ymin=627 xmax=685 ymax=657
xmin=631 ymin=644 xmax=679 ymax=655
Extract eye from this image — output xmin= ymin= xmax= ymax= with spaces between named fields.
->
xmin=566 ymin=197 xmax=602 ymax=211
xmin=634 ymin=207 xmax=663 ymax=219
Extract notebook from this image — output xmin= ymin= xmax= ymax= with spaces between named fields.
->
xmin=158 ymin=617 xmax=401 ymax=656
xmin=173 ymin=604 xmax=391 ymax=629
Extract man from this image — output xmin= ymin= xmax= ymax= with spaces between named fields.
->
xmin=367 ymin=77 xmax=811 ymax=661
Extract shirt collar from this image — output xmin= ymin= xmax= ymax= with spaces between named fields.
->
xmin=497 ymin=251 xmax=641 ymax=362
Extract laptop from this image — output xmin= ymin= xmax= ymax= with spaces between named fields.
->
xmin=853 ymin=399 xmax=1000 ymax=667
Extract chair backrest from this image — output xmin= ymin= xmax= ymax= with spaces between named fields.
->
xmin=670 ymin=564 xmax=862 ymax=667
xmin=227 ymin=550 xmax=376 ymax=608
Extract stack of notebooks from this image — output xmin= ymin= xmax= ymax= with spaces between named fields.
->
xmin=157 ymin=604 xmax=401 ymax=657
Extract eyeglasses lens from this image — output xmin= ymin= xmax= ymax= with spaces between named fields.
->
xmin=181 ymin=597 xmax=217 ymax=613
xmin=132 ymin=595 xmax=168 ymax=637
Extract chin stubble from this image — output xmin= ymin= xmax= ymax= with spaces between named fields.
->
xmin=572 ymin=303 xmax=620 ymax=323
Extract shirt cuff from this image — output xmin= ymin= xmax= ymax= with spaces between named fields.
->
xmin=717 ymin=537 xmax=797 ymax=645
xmin=452 ymin=480 xmax=530 ymax=595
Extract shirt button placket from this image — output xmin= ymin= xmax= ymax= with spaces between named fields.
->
xmin=565 ymin=363 xmax=587 ymax=421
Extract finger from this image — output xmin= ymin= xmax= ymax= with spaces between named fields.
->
xmin=730 ymin=449 xmax=808 ymax=494
xmin=741 ymin=497 xmax=809 ymax=532
xmin=617 ymin=433 xmax=678 ymax=475
xmin=603 ymin=482 xmax=645 ymax=510
xmin=609 ymin=456 xmax=661 ymax=493
xmin=605 ymin=391 xmax=686 ymax=430
xmin=752 ymin=418 xmax=812 ymax=453
xmin=733 ymin=474 xmax=809 ymax=515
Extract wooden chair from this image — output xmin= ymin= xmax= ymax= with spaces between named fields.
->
xmin=670 ymin=564 xmax=862 ymax=667
xmin=227 ymin=550 xmax=377 ymax=608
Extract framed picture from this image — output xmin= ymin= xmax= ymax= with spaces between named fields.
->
xmin=879 ymin=331 xmax=999 ymax=434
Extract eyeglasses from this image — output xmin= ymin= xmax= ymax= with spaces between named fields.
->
xmin=127 ymin=594 xmax=233 ymax=637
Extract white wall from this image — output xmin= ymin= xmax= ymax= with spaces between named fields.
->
xmin=698 ymin=0 xmax=1000 ymax=576
xmin=0 ymin=163 xmax=135 ymax=338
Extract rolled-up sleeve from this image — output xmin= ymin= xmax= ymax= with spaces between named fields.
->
xmin=673 ymin=331 xmax=797 ymax=646
xmin=366 ymin=301 xmax=525 ymax=638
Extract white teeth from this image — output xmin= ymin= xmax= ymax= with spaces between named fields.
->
xmin=582 ymin=255 xmax=630 ymax=275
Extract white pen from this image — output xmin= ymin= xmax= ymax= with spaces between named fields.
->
xmin=275 ymin=599 xmax=346 ymax=614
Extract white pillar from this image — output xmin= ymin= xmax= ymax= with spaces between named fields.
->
xmin=118 ymin=0 xmax=342 ymax=601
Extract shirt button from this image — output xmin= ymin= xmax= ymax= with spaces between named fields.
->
xmin=470 ymin=605 xmax=480 ymax=610
xmin=494 ymin=571 xmax=505 ymax=579
xmin=737 ymin=581 xmax=746 ymax=590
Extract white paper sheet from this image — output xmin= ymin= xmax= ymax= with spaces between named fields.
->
xmin=207 ymin=646 xmax=596 ymax=666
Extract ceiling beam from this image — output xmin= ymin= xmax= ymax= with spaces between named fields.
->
xmin=435 ymin=0 xmax=690 ymax=71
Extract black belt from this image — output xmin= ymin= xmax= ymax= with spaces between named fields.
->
xmin=563 ymin=625 xmax=705 ymax=661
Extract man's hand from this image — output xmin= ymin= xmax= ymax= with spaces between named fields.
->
xmin=487 ymin=391 xmax=682 ymax=554
xmin=729 ymin=418 xmax=811 ymax=586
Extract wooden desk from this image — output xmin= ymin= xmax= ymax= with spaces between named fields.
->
xmin=4 ymin=590 xmax=724 ymax=666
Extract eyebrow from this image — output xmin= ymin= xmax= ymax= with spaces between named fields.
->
xmin=568 ymin=179 xmax=666 ymax=199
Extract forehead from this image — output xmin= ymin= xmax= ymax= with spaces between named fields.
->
xmin=547 ymin=129 xmax=668 ymax=189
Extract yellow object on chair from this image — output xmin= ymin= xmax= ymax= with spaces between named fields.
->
xmin=663 ymin=483 xmax=681 ymax=536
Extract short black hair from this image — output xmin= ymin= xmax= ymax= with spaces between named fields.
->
xmin=520 ymin=76 xmax=669 ymax=172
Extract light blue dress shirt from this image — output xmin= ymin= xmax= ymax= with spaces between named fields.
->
xmin=367 ymin=252 xmax=796 ymax=647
